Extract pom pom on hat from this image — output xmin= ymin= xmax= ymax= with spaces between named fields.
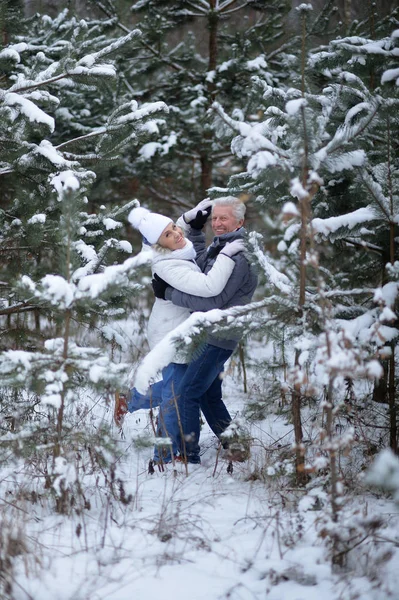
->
xmin=128 ymin=206 xmax=150 ymax=229
xmin=129 ymin=205 xmax=173 ymax=245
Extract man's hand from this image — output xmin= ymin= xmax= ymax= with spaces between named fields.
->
xmin=152 ymin=273 xmax=170 ymax=300
xmin=183 ymin=199 xmax=212 ymax=229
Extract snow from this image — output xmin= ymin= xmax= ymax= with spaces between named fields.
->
xmin=0 ymin=44 xmax=28 ymax=63
xmin=27 ymin=213 xmax=46 ymax=225
xmin=103 ymin=218 xmax=122 ymax=231
xmin=246 ymin=56 xmax=267 ymax=71
xmin=69 ymin=64 xmax=116 ymax=77
xmin=379 ymin=306 xmax=397 ymax=322
xmin=218 ymin=59 xmax=235 ymax=72
xmin=7 ymin=369 xmax=399 ymax=600
xmin=139 ymin=141 xmax=161 ymax=159
xmin=312 ymin=206 xmax=376 ymax=236
xmin=206 ymin=70 xmax=215 ymax=82
xmin=324 ymin=149 xmax=366 ymax=173
xmin=247 ymin=151 xmax=278 ymax=177
xmin=51 ymin=170 xmax=82 ymax=195
xmin=374 ymin=282 xmax=399 ymax=308
xmin=282 ymin=202 xmax=300 ymax=218
xmin=381 ymin=68 xmax=399 ymax=85
xmin=118 ymin=240 xmax=133 ymax=253
xmin=78 ymin=252 xmax=151 ymax=298
xmin=286 ymin=98 xmax=307 ymax=115
xmin=366 ymin=449 xmax=399 ymax=501
xmin=296 ymin=3 xmax=313 ymax=13
xmin=4 ymin=92 xmax=55 ymax=132
xmin=345 ymin=102 xmax=370 ymax=124
xmin=290 ymin=177 xmax=309 ymax=200
xmin=40 ymin=274 xmax=76 ymax=308
xmin=36 ymin=140 xmax=72 ymax=166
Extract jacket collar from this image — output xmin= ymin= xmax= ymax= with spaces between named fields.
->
xmin=211 ymin=226 xmax=245 ymax=247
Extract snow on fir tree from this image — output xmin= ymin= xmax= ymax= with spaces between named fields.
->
xmin=0 ymin=9 xmax=168 ymax=333
xmin=205 ymin=2 xmax=399 ymax=503
xmin=0 ymin=8 xmax=171 ymax=510
xmin=98 ymin=0 xmax=291 ymax=204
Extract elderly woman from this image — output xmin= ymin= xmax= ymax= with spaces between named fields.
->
xmin=115 ymin=202 xmax=243 ymax=464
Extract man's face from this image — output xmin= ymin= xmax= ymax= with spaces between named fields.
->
xmin=211 ymin=205 xmax=244 ymax=236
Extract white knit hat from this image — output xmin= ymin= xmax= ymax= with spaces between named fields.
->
xmin=128 ymin=206 xmax=172 ymax=245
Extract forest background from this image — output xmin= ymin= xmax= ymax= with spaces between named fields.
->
xmin=0 ymin=0 xmax=399 ymax=599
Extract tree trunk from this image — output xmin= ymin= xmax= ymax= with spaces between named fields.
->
xmin=292 ymin=356 xmax=307 ymax=485
xmin=389 ymin=345 xmax=397 ymax=453
xmin=199 ymin=1 xmax=219 ymax=198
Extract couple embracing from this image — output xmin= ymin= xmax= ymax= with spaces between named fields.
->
xmin=115 ymin=196 xmax=257 ymax=466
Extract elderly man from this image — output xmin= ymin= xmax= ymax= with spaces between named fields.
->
xmin=153 ymin=196 xmax=258 ymax=464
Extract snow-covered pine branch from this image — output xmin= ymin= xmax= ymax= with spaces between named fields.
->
xmin=133 ymin=298 xmax=273 ymax=392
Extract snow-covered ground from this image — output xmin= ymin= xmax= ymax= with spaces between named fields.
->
xmin=6 ymin=365 xmax=399 ymax=600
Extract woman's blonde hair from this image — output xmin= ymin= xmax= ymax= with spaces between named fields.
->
xmin=151 ymin=242 xmax=172 ymax=254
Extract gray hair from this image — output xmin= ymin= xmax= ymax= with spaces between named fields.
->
xmin=212 ymin=196 xmax=246 ymax=221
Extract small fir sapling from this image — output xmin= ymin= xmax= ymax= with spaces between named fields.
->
xmin=0 ymin=9 xmax=170 ymax=508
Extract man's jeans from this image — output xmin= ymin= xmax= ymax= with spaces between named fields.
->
xmin=177 ymin=345 xmax=233 ymax=463
xmin=128 ymin=363 xmax=187 ymax=462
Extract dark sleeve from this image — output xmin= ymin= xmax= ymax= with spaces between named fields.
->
xmin=187 ymin=229 xmax=208 ymax=269
xmin=165 ymin=254 xmax=248 ymax=311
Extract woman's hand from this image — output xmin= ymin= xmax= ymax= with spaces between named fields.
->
xmin=183 ymin=199 xmax=212 ymax=229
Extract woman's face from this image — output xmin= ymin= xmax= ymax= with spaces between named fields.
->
xmin=158 ymin=222 xmax=186 ymax=250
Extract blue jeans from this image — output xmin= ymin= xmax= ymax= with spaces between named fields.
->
xmin=177 ymin=345 xmax=233 ymax=463
xmin=129 ymin=363 xmax=187 ymax=462
xmin=128 ymin=381 xmax=163 ymax=412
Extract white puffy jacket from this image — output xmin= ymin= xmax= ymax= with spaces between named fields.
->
xmin=147 ymin=245 xmax=235 ymax=362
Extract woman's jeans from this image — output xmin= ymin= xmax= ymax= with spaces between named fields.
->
xmin=128 ymin=363 xmax=187 ymax=462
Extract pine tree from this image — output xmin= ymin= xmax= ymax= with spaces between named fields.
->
xmin=0 ymin=9 xmax=167 ymax=508
xmin=90 ymin=0 xmax=291 ymax=208
xmin=208 ymin=4 xmax=399 ymax=491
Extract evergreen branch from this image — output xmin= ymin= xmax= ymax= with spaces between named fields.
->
xmin=0 ymin=302 xmax=38 ymax=316
xmin=316 ymin=102 xmax=380 ymax=161
xmin=8 ymin=72 xmax=75 ymax=94
xmin=311 ymin=288 xmax=375 ymax=300
xmin=219 ymin=0 xmax=242 ymax=11
xmin=357 ymin=169 xmax=391 ymax=221
xmin=95 ymin=1 xmax=197 ymax=82
xmin=174 ymin=149 xmax=199 ymax=159
xmin=212 ymin=101 xmax=289 ymax=159
xmin=7 ymin=29 xmax=141 ymax=94
xmin=266 ymin=36 xmax=300 ymax=60
xmin=308 ymin=0 xmax=336 ymax=37
xmin=84 ymin=29 xmax=142 ymax=62
xmin=61 ymin=153 xmax=102 ymax=162
xmin=185 ymin=1 xmax=208 ymax=15
xmin=179 ymin=9 xmax=207 ymax=17
xmin=55 ymin=129 xmax=107 ymax=151
xmin=146 ymin=186 xmax=192 ymax=210
xmin=196 ymin=0 xmax=211 ymax=9
xmin=137 ymin=42 xmax=196 ymax=82
xmin=221 ymin=2 xmax=250 ymax=15
xmin=342 ymin=237 xmax=384 ymax=254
